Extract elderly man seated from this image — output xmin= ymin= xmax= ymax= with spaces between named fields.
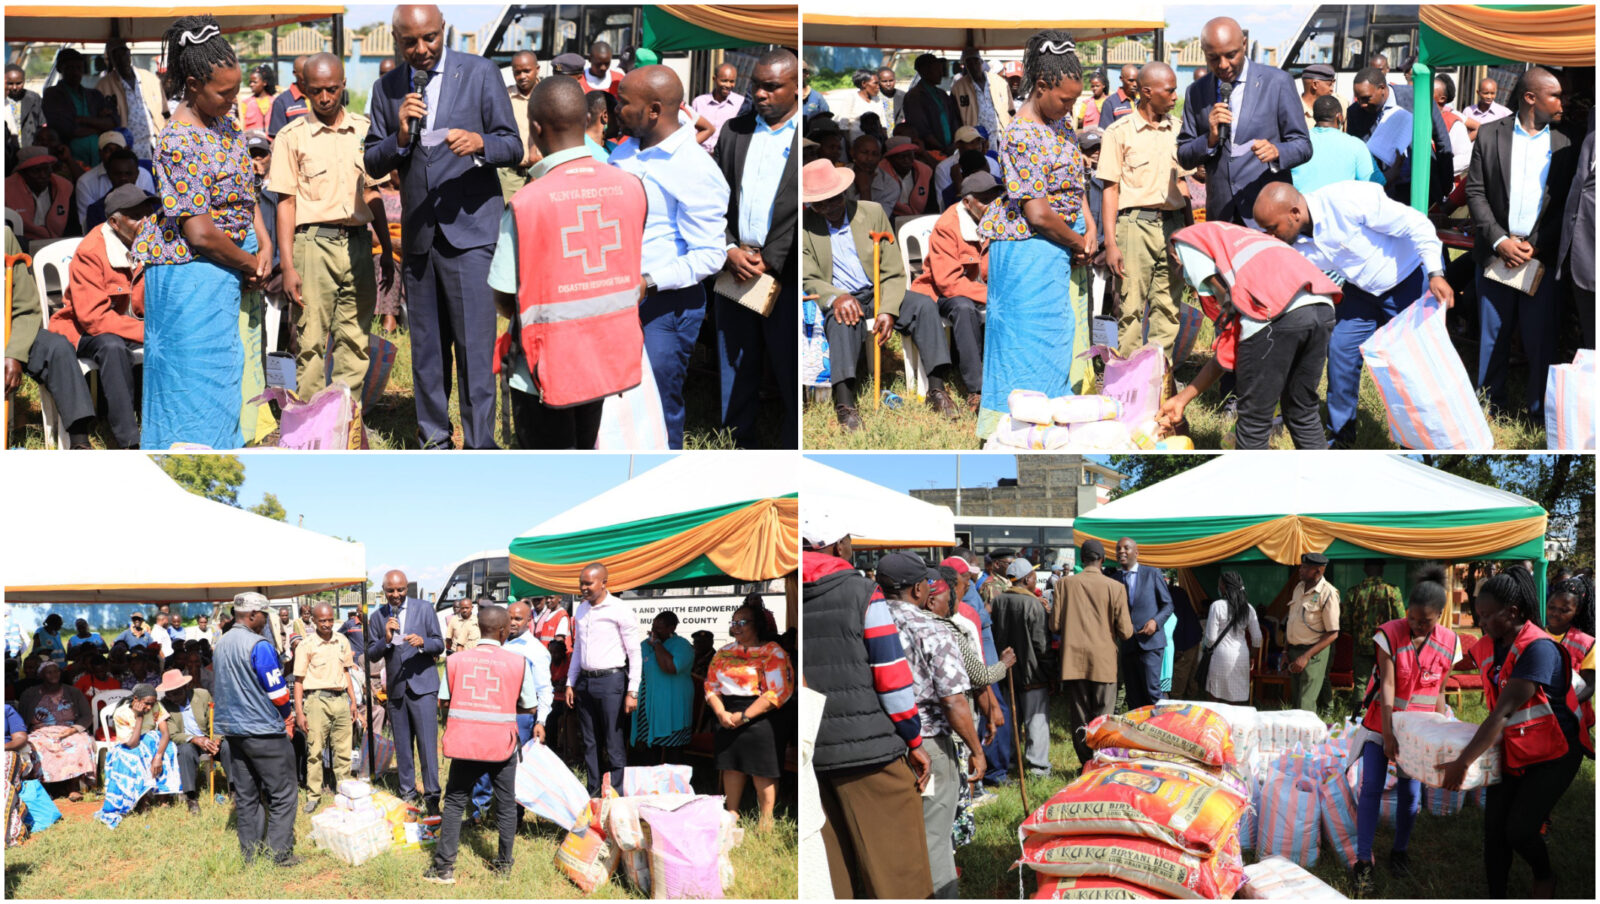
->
xmin=159 ymin=669 xmax=218 ymax=815
xmin=5 ymin=147 xmax=74 ymax=241
xmin=6 ymin=229 xmax=98 ymax=446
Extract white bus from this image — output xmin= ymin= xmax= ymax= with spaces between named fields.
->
xmin=1280 ymin=5 xmax=1484 ymax=108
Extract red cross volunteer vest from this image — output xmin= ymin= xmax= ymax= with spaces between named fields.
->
xmin=441 ymin=644 xmax=524 ymax=762
xmin=1361 ymin=619 xmax=1457 ymax=732
xmin=1557 ymin=629 xmax=1595 ymax=755
xmin=1471 ymin=620 xmax=1578 ymax=771
xmin=509 ymin=156 xmax=646 ymax=408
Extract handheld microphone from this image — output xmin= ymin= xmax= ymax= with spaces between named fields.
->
xmin=1217 ymin=80 xmax=1233 ymax=147
xmin=409 ymin=69 xmax=431 ymax=140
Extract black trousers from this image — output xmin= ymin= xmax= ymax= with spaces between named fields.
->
xmin=225 ymin=734 xmax=299 ymax=862
xmin=1062 ymin=680 xmax=1116 ymax=767
xmin=433 ymin=753 xmax=518 ymax=872
xmin=175 ymin=740 xmax=202 ymax=799
xmin=510 ymin=388 xmax=602 ymax=449
xmin=1232 ymin=303 xmax=1333 ymax=450
xmin=1483 ymin=747 xmax=1582 ymax=896
xmin=935 ymin=294 xmax=984 ymax=392
xmin=574 ymin=669 xmax=627 ymax=797
xmin=76 ymin=333 xmax=140 ymax=448
xmin=823 ymin=291 xmax=951 ymax=386
xmin=24 ymin=329 xmax=94 ymax=436
xmin=1119 ymin=643 xmax=1164 ymax=711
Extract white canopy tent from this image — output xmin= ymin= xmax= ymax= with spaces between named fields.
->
xmin=7 ymin=455 xmax=367 ymax=604
xmin=802 ymin=457 xmax=955 ymax=549
xmin=520 ymin=453 xmax=797 ymax=538
xmin=802 ymin=0 xmax=1167 ymax=49
xmin=3 ymin=5 xmax=345 ymax=43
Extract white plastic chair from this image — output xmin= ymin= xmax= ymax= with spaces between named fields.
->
xmin=895 ymin=215 xmax=941 ymax=400
xmin=92 ymin=688 xmax=132 ymax=786
xmin=29 ymin=237 xmax=88 ymax=448
xmin=3 ymin=209 xmax=22 ymax=242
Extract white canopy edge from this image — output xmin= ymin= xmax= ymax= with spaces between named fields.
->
xmin=520 ymin=453 xmax=797 ymax=538
xmin=803 ymin=0 xmax=1167 ymax=49
xmin=802 ymin=457 xmax=955 ymax=548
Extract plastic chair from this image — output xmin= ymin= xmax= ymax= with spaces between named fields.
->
xmin=92 ymin=688 xmax=132 ymax=786
xmin=3 ymin=209 xmax=22 ymax=242
xmin=895 ymin=216 xmax=940 ymax=399
xmin=30 ymin=237 xmax=87 ymax=448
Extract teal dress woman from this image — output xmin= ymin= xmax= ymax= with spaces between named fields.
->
xmin=632 ymin=611 xmax=696 ymax=756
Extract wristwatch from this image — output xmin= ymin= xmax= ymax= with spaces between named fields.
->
xmin=1426 ymin=269 xmax=1445 ymax=280
xmin=642 ymin=274 xmax=658 ymax=296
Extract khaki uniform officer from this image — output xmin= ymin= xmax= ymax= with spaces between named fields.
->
xmin=500 ymin=51 xmax=543 ymax=202
xmin=1097 ymin=62 xmax=1193 ymax=362
xmin=1285 ymin=551 xmax=1341 ymax=713
xmin=292 ymin=604 xmax=359 ymax=812
xmin=269 ymin=53 xmax=393 ymax=404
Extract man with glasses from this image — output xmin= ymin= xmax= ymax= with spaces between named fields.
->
xmin=269 ymin=53 xmax=395 ymax=408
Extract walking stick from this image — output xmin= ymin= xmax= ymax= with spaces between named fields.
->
xmin=1009 ymin=668 xmax=1029 ymax=814
xmin=869 ymin=232 xmax=894 ymax=409
xmin=5 ymin=253 xmax=31 ymax=443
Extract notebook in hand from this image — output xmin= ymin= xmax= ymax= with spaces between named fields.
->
xmin=714 ymin=269 xmax=780 ymax=317
xmin=1484 ymin=255 xmax=1544 ymax=295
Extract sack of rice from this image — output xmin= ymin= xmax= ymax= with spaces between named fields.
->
xmin=1033 ymin=875 xmax=1162 ymax=898
xmin=1019 ymin=832 xmax=1247 ymax=899
xmin=1084 ymin=704 xmax=1236 ymax=766
xmin=1019 ymin=762 xmax=1246 ymax=856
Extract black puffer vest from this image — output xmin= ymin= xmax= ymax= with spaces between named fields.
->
xmin=804 ymin=568 xmax=907 ymax=772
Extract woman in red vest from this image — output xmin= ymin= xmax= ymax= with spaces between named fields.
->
xmin=1543 ymin=577 xmax=1594 ymax=755
xmin=1439 ymin=567 xmax=1583 ymax=898
xmin=1349 ymin=564 xmax=1458 ymax=895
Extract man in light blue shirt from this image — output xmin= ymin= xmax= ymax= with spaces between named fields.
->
xmin=1293 ymin=96 xmax=1382 ymax=193
xmin=610 ymin=66 xmax=731 ymax=449
xmin=1254 ymin=180 xmax=1452 ymax=447
xmin=468 ymin=599 xmax=551 ymax=820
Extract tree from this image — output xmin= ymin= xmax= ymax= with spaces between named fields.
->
xmin=1107 ymin=454 xmax=1220 ymax=499
xmin=1417 ymin=454 xmax=1594 ymax=569
xmin=155 ymin=455 xmax=246 ymax=506
xmin=249 ymin=493 xmax=288 ymax=522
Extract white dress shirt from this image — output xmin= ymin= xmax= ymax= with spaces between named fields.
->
xmin=609 ymin=122 xmax=730 ymax=290
xmin=736 ymin=112 xmax=797 ymax=247
xmin=75 ymin=164 xmax=157 ymax=225
xmin=1505 ymin=118 xmax=1553 ymax=241
xmin=1297 ymin=181 xmax=1444 ymax=294
xmin=570 ymin=591 xmax=643 ymax=694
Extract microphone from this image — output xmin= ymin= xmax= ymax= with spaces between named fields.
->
xmin=409 ymin=69 xmax=431 ymax=141
xmin=1217 ymin=80 xmax=1233 ymax=147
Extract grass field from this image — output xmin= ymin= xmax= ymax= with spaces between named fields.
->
xmin=953 ymin=691 xmax=1595 ymax=900
xmin=7 ymin=314 xmax=783 ymax=450
xmin=802 ymin=301 xmax=1547 ymax=451
xmin=3 ymin=757 xmax=798 ymax=899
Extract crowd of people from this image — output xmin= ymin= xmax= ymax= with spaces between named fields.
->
xmin=5 ymin=5 xmax=801 ymax=450
xmin=800 ymin=506 xmax=1595 ymax=898
xmin=3 ymin=566 xmax=796 ymax=876
xmin=800 ymin=16 xmax=1595 ymax=448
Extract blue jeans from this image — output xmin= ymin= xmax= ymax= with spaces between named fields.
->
xmin=471 ymin=714 xmax=538 ymax=818
xmin=1477 ymin=267 xmax=1558 ymax=421
xmin=1357 ymin=739 xmax=1420 ymax=862
xmin=640 ymin=285 xmax=706 ymax=450
xmin=1326 ymin=265 xmax=1427 ymax=445
xmin=979 ymin=683 xmax=1012 ymax=785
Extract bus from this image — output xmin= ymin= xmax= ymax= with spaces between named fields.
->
xmin=852 ymin=515 xmax=1079 ymax=578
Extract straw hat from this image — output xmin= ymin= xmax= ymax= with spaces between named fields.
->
xmin=801 ymin=159 xmax=854 ymax=204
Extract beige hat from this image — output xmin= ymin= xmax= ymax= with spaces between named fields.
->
xmin=98 ymin=130 xmax=127 ymax=150
xmin=952 ymin=126 xmax=982 ymax=144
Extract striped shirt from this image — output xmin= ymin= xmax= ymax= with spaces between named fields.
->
xmin=863 ymin=585 xmax=923 ymax=749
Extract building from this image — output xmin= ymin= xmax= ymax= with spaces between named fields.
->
xmin=910 ymin=455 xmax=1124 ymax=520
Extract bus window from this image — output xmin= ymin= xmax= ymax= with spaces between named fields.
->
xmin=510 ymin=11 xmax=550 ymax=54
xmin=584 ymin=8 xmax=635 ymax=55
xmin=557 ymin=5 xmax=582 ymax=56
xmin=1341 ymin=6 xmax=1372 ymax=69
xmin=441 ymin=567 xmax=470 ymax=604
xmin=1366 ymin=25 xmax=1415 ymax=72
xmin=1286 ymin=8 xmax=1342 ymax=69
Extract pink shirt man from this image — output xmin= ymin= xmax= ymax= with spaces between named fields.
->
xmin=571 ymin=592 xmax=642 ymax=694
xmin=690 ymin=90 xmax=745 ymax=153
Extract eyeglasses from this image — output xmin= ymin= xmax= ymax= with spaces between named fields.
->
xmin=729 ymin=619 xmax=752 ymax=627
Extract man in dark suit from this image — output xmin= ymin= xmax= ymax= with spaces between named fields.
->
xmin=1465 ymin=67 xmax=1576 ymax=422
xmin=1557 ymin=112 xmax=1594 ymax=350
xmin=366 ymin=569 xmax=445 ymax=810
xmin=364 ymin=4 xmax=522 ymax=449
xmin=1112 ymin=537 xmax=1172 ymax=710
xmin=714 ymin=48 xmax=799 ymax=450
xmin=1176 ymin=17 xmax=1310 ymax=226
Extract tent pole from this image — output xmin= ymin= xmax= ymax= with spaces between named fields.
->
xmin=1409 ymin=61 xmax=1432 ymax=212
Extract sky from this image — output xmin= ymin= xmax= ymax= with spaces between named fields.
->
xmin=1163 ymin=3 xmax=1319 ymax=51
xmin=231 ymin=453 xmax=677 ymax=595
xmin=343 ymin=4 xmax=504 ymax=36
xmin=806 ymin=453 xmax=1110 ymax=495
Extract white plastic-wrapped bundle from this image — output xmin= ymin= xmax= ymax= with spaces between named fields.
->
xmin=1257 ymin=709 xmax=1329 ymax=752
xmin=1392 ymin=711 xmax=1503 ymax=789
xmin=1008 ymin=389 xmax=1054 ymax=425
xmin=1239 ymin=856 xmax=1347 ymax=899
xmin=1051 ymin=394 xmax=1122 ymax=425
xmin=310 ymin=807 xmax=391 ymax=866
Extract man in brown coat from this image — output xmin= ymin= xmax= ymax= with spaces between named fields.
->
xmin=1052 ymin=539 xmax=1133 ymax=767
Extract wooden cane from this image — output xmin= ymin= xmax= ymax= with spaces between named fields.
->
xmin=5 ymin=253 xmax=32 ymax=444
xmin=868 ymin=231 xmax=894 ymax=409
xmin=1009 ymin=668 xmax=1029 ymax=814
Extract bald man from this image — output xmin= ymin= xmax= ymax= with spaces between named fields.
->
xmin=610 ymin=66 xmax=730 ymax=449
xmin=690 ymin=62 xmax=745 ymax=153
xmin=1464 ymin=77 xmax=1512 ymax=140
xmin=1100 ymin=63 xmax=1141 ymax=126
xmin=1176 ymin=17 xmax=1309 ymax=225
xmin=268 ymin=54 xmax=312 ymax=137
xmin=269 ymin=53 xmax=393 ymax=404
xmin=501 ymin=50 xmax=541 ymax=200
xmin=366 ymin=568 xmax=445 ymax=810
xmin=566 ymin=562 xmax=642 ymax=796
xmin=364 ymin=4 xmax=522 ymax=449
xmin=467 ymin=599 xmax=552 ymax=821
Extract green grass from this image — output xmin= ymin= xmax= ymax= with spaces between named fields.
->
xmin=956 ymin=690 xmax=1595 ymax=900
xmin=803 ymin=299 xmax=1548 ymax=450
xmin=7 ymin=315 xmax=780 ymax=450
xmin=4 ymin=760 xmax=797 ymax=899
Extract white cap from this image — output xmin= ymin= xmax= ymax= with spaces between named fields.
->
xmin=98 ymin=130 xmax=127 ymax=149
xmin=1005 ymin=559 xmax=1035 ymax=579
xmin=802 ymin=510 xmax=848 ymax=549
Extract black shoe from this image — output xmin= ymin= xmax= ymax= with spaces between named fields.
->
xmin=927 ymin=387 xmax=959 ymax=419
xmin=422 ymin=867 xmax=456 ymax=885
xmin=1387 ymin=849 xmax=1411 ymax=879
xmin=835 ymin=404 xmax=863 ymax=432
xmin=1352 ymin=860 xmax=1375 ymax=898
xmin=488 ymin=859 xmax=515 ymax=877
xmin=302 ymin=799 xmax=319 ymax=815
xmin=187 ymin=798 xmax=201 ymax=816
xmin=425 ymin=796 xmax=441 ymax=817
xmin=274 ymin=854 xmax=304 ymax=869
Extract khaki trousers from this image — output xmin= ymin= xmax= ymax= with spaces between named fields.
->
xmin=292 ymin=230 xmax=376 ymax=399
xmin=304 ymin=690 xmax=353 ymax=803
xmin=1114 ymin=210 xmax=1186 ymax=360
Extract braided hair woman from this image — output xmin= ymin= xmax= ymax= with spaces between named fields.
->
xmin=1441 ymin=566 xmax=1584 ymax=897
xmin=1201 ymin=570 xmax=1260 ymax=703
xmin=973 ymin=30 xmax=1096 ymax=439
xmin=238 ymin=64 xmax=278 ymax=132
xmin=136 ymin=16 xmax=273 ymax=449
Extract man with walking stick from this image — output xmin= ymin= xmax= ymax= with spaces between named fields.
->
xmin=989 ymin=559 xmax=1052 ymax=779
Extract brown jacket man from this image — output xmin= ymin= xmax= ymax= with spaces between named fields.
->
xmin=1052 ymin=541 xmax=1133 ymax=765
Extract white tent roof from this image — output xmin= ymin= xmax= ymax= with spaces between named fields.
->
xmin=7 ymin=455 xmax=366 ymax=603
xmin=802 ymin=458 xmax=955 ymax=549
xmin=1081 ymin=454 xmax=1540 ymax=524
xmin=803 ymin=0 xmax=1166 ymax=49
xmin=4 ymin=5 xmax=344 ymax=44
xmin=521 ymin=453 xmax=796 ymax=537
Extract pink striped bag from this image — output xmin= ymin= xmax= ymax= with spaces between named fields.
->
xmin=1544 ymin=349 xmax=1595 ymax=450
xmin=1319 ymin=767 xmax=1359 ymax=867
xmin=1360 ymin=295 xmax=1494 ymax=449
xmin=1257 ymin=748 xmax=1321 ymax=867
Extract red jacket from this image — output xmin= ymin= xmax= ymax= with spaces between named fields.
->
xmin=5 ymin=171 xmax=74 ymax=240
xmin=50 ymin=223 xmax=145 ymax=347
xmin=910 ymin=203 xmax=987 ymax=303
xmin=879 ymin=157 xmax=933 ymax=217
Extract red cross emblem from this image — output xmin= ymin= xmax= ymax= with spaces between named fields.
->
xmin=559 ymin=203 xmax=622 ymax=275
xmin=461 ymin=663 xmax=501 ymax=702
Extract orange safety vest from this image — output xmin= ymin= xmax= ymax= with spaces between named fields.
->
xmin=1361 ymin=619 xmax=1457 ymax=733
xmin=508 ymin=155 xmax=646 ymax=408
xmin=1557 ymin=628 xmax=1595 ymax=755
xmin=441 ymin=644 xmax=525 ymax=762
xmin=1471 ymin=620 xmax=1578 ymax=772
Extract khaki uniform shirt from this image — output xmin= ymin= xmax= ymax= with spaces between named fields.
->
xmin=293 ymin=632 xmax=354 ymax=691
xmin=447 ymin=615 xmax=481 ymax=652
xmin=1095 ymin=110 xmax=1191 ymax=211
xmin=1286 ymin=576 xmax=1341 ymax=646
xmin=266 ymin=108 xmax=379 ymax=226
xmin=509 ymin=85 xmax=534 ymax=166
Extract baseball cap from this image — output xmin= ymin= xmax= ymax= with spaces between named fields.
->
xmin=103 ymin=184 xmax=156 ymax=218
xmin=876 ymin=552 xmax=929 ymax=590
xmin=940 ymin=555 xmax=972 ymax=575
xmin=1005 ymin=559 xmax=1036 ymax=579
xmin=884 ymin=136 xmax=918 ymax=156
xmin=952 ymin=125 xmax=982 ymax=144
xmin=1078 ymin=128 xmax=1104 ymax=151
xmin=232 ymin=591 xmax=269 ymax=613
xmin=243 ymin=130 xmax=272 ymax=156
xmin=98 ymin=130 xmax=127 ymax=150
xmin=959 ymin=172 xmax=1000 ymax=196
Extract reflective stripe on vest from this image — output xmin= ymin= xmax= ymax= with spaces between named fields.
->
xmin=1477 ymin=621 xmax=1574 ymax=771
xmin=510 ymin=157 xmax=646 ymax=408
xmin=441 ymin=646 xmax=524 ymax=762
xmin=1505 ymin=702 xmax=1556 ymax=726
xmin=1363 ymin=620 xmax=1457 ymax=733
xmin=448 ymin=709 xmax=519 ymax=723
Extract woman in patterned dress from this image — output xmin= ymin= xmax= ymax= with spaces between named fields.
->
xmin=975 ymin=31 xmax=1097 ymax=439
xmin=704 ymin=597 xmax=793 ymax=830
xmin=136 ymin=16 xmax=273 ymax=449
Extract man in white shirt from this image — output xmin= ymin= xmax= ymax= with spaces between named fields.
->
xmin=582 ymin=42 xmax=625 ymax=95
xmin=1254 ymin=180 xmax=1452 ymax=447
xmin=932 ymin=126 xmax=1001 ymax=209
xmin=564 ymin=563 xmax=641 ymax=797
xmin=150 ymin=611 xmax=175 ymax=660
xmin=74 ymin=132 xmax=156 ymax=227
